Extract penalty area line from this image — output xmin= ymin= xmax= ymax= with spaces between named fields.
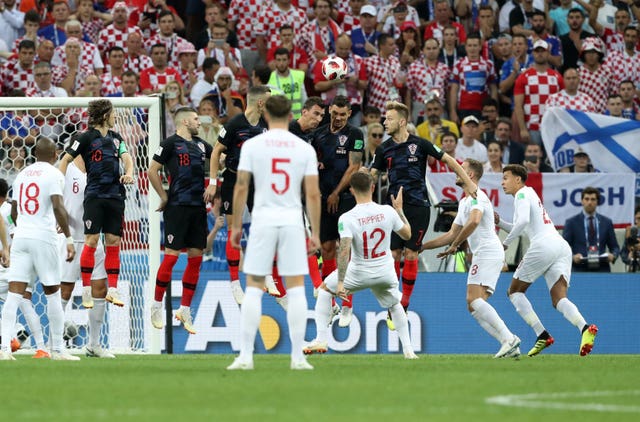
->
xmin=485 ymin=390 xmax=640 ymax=413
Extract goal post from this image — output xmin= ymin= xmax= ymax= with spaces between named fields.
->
xmin=0 ymin=96 xmax=163 ymax=354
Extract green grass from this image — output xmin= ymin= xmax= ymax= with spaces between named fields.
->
xmin=1 ymin=354 xmax=639 ymax=421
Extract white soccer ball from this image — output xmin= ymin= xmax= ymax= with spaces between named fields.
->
xmin=322 ymin=56 xmax=348 ymax=81
xmin=64 ymin=321 xmax=79 ymax=340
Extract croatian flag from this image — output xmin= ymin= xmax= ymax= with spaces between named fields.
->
xmin=541 ymin=107 xmax=640 ymax=173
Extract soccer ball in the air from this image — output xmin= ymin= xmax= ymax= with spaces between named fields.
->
xmin=322 ymin=57 xmax=348 ymax=80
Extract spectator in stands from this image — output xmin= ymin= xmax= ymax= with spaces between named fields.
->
xmin=124 ymin=32 xmax=153 ymax=75
xmin=76 ymin=73 xmax=102 ymax=97
xmin=563 ymin=186 xmax=620 ymax=272
xmin=38 ymin=0 xmax=89 ymax=48
xmin=379 ymin=2 xmax=412 ymax=39
xmin=176 ymin=44 xmax=198 ymax=101
xmin=120 ymin=70 xmax=141 ymax=98
xmin=52 ymin=38 xmax=95 ymax=96
xmin=397 ymin=21 xmax=421 ymax=69
xmin=52 ymin=20 xmax=104 ymax=76
xmin=428 ymin=131 xmax=460 ymax=173
xmin=406 ymin=38 xmax=450 ymax=124
xmin=198 ymin=2 xmax=239 ymax=51
xmin=456 ymin=116 xmax=488 ymax=163
xmin=0 ymin=89 xmax=37 ymax=148
xmin=493 ymin=117 xmax=525 ymax=165
xmin=560 ymin=8 xmax=594 ymax=73
xmin=267 ymin=25 xmax=309 ymax=73
xmin=191 ymin=57 xmax=219 ymax=108
xmin=0 ymin=0 xmax=25 ymax=49
xmin=1 ymin=40 xmax=36 ymax=94
xmin=483 ymin=139 xmax=504 ymax=174
xmin=161 ymin=80 xmax=187 ymax=136
xmin=100 ymin=47 xmax=126 ymax=97
xmin=364 ymin=33 xmax=403 ymax=113
xmin=479 ymin=98 xmax=499 ymax=145
xmin=509 ymin=0 xmax=543 ymax=37
xmin=416 ymin=97 xmax=459 ymax=147
xmin=604 ymin=26 xmax=640 ymax=89
xmin=550 ymin=0 xmax=586 ymax=37
xmin=98 ymin=2 xmax=143 ymax=59
xmin=350 ymin=5 xmax=380 ymax=58
xmin=364 ymin=122 xmax=384 ymax=167
xmin=72 ymin=0 xmax=112 ymax=45
xmin=139 ymin=43 xmax=182 ymax=95
xmin=559 ymin=148 xmax=595 ymax=173
xmin=578 ymin=38 xmax=614 ymax=113
xmin=620 ymin=206 xmax=640 ymax=270
xmin=588 ymin=0 xmax=628 ymax=52
xmin=359 ymin=105 xmax=381 ymax=141
xmin=227 ymin=0 xmax=260 ymax=74
xmin=493 ymin=34 xmax=513 ymax=82
xmin=335 ymin=0 xmax=364 ymax=33
xmin=499 ymin=34 xmax=532 ymax=112
xmin=200 ymin=67 xmax=244 ymax=124
xmin=255 ymin=0 xmax=307 ymax=62
xmin=197 ymin=98 xmax=221 ymax=147
xmin=477 ymin=5 xmax=501 ymax=63
xmin=36 ymin=39 xmax=55 ymax=65
xmin=604 ymin=94 xmax=624 ymax=118
xmin=439 ymin=25 xmax=466 ymax=70
xmin=12 ymin=10 xmax=41 ymax=53
xmin=545 ymin=67 xmax=596 ymax=112
xmin=619 ymin=80 xmax=640 ymax=120
xmin=270 ymin=48 xmax=308 ymax=119
xmin=0 ymin=146 xmax=27 ymax=186
xmin=449 ymin=33 xmax=498 ymax=125
xmin=523 ymin=143 xmax=553 ymax=173
xmin=145 ymin=11 xmax=192 ymax=70
xmin=424 ymin=0 xmax=467 ymax=46
xmin=528 ymin=10 xmax=562 ymax=69
xmin=133 ymin=0 xmax=185 ymax=37
xmin=514 ymin=39 xmax=563 ymax=144
xmin=196 ymin=22 xmax=242 ymax=75
xmin=299 ymin=0 xmax=342 ymax=71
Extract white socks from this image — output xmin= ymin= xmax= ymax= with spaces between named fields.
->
xmin=1 ymin=292 xmax=21 ymax=352
xmin=470 ymin=298 xmax=513 ymax=344
xmin=509 ymin=292 xmax=545 ymax=336
xmin=556 ymin=297 xmax=587 ymax=331
xmin=61 ymin=298 xmax=69 ymax=313
xmin=89 ymin=298 xmax=106 ymax=348
xmin=286 ymin=286 xmax=307 ymax=362
xmin=19 ymin=298 xmax=45 ymax=350
xmin=390 ymin=303 xmax=414 ymax=355
xmin=314 ymin=288 xmax=332 ymax=343
xmin=46 ymin=290 xmax=65 ymax=353
xmin=238 ymin=286 xmax=263 ymax=362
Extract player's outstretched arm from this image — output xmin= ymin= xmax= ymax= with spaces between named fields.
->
xmin=58 ymin=153 xmax=74 ymax=176
xmin=441 ymin=154 xmax=478 ymax=198
xmin=204 ymin=142 xmax=226 ymax=203
xmin=304 ymin=174 xmax=321 ymax=253
xmin=51 ymin=195 xmax=75 ymax=262
xmin=231 ymin=170 xmax=251 ymax=249
xmin=148 ymin=160 xmax=168 ymax=211
xmin=421 ymin=224 xmax=461 ymax=254
xmin=119 ymin=152 xmax=134 ymax=184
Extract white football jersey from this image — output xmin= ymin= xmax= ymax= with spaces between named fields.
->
xmin=237 ymin=128 xmax=318 ymax=226
xmin=0 ymin=201 xmax=15 ymax=251
xmin=503 ymin=186 xmax=558 ymax=246
xmin=11 ymin=162 xmax=64 ymax=244
xmin=453 ymin=190 xmax=503 ymax=258
xmin=338 ymin=202 xmax=404 ymax=271
xmin=63 ymin=162 xmax=86 ymax=241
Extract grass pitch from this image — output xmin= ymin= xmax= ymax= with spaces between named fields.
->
xmin=1 ymin=354 xmax=639 ymax=421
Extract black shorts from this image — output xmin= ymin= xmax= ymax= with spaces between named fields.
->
xmin=220 ymin=169 xmax=254 ymax=215
xmin=391 ymin=204 xmax=430 ymax=252
xmin=83 ymin=197 xmax=125 ymax=236
xmin=320 ymin=195 xmax=356 ymax=243
xmin=163 ymin=205 xmax=207 ymax=250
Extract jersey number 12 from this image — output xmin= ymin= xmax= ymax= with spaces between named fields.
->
xmin=362 ymin=228 xmax=386 ymax=259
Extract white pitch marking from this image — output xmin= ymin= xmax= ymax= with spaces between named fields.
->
xmin=486 ymin=390 xmax=640 ymax=413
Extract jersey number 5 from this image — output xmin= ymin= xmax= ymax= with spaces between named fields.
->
xmin=19 ymin=182 xmax=40 ymax=215
xmin=362 ymin=228 xmax=386 ymax=259
xmin=271 ymin=158 xmax=290 ymax=195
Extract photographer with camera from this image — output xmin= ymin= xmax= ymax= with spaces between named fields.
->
xmin=621 ymin=206 xmax=640 ymax=272
xmin=563 ymin=187 xmax=620 ymax=272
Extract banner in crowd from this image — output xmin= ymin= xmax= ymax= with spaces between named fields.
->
xmin=540 ymin=107 xmax=640 ymax=172
xmin=428 ymin=173 xmax=634 ymax=228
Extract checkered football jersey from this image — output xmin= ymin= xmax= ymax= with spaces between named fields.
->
xmin=145 ymin=34 xmax=192 ymax=69
xmin=545 ymin=90 xmax=595 ymax=112
xmin=406 ymin=60 xmax=450 ymax=106
xmin=12 ymin=36 xmax=46 ymax=53
xmin=513 ymin=67 xmax=564 ymax=131
xmin=578 ymin=64 xmax=615 ymax=113
xmin=139 ymin=66 xmax=182 ymax=93
xmin=228 ymin=0 xmax=267 ymax=50
xmin=340 ymin=14 xmax=359 ymax=33
xmin=81 ymin=17 xmax=105 ymax=45
xmin=123 ymin=54 xmax=154 ymax=75
xmin=100 ymin=72 xmax=122 ymax=96
xmin=602 ymin=28 xmax=624 ymax=53
xmin=604 ymin=50 xmax=640 ymax=88
xmin=98 ymin=24 xmax=143 ymax=57
xmin=52 ymin=41 xmax=104 ymax=71
xmin=298 ymin=19 xmax=342 ymax=71
xmin=0 ymin=60 xmax=35 ymax=93
xmin=450 ymin=57 xmax=496 ymax=112
xmin=51 ymin=64 xmax=95 ymax=94
xmin=255 ymin=4 xmax=308 ymax=53
xmin=364 ymin=54 xmax=402 ymax=113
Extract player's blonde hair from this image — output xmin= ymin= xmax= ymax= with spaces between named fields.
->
xmin=385 ymin=101 xmax=409 ymax=121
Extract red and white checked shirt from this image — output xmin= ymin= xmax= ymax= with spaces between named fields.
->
xmin=139 ymin=66 xmax=182 ymax=93
xmin=604 ymin=49 xmax=640 ymax=89
xmin=52 ymin=41 xmax=104 ymax=72
xmin=51 ymin=64 xmax=95 ymax=94
xmin=81 ymin=17 xmax=105 ymax=45
xmin=513 ymin=68 xmax=564 ymax=131
xmin=298 ymin=19 xmax=343 ymax=71
xmin=255 ymin=5 xmax=308 ymax=53
xmin=0 ymin=60 xmax=35 ymax=93
xmin=145 ymin=33 xmax=192 ymax=69
xmin=364 ymin=54 xmax=402 ymax=113
xmin=123 ymin=54 xmax=154 ymax=75
xmin=100 ymin=72 xmax=122 ymax=96
xmin=98 ymin=25 xmax=143 ymax=58
xmin=406 ymin=60 xmax=450 ymax=107
xmin=228 ymin=0 xmax=268 ymax=50
xmin=313 ymin=53 xmax=366 ymax=105
xmin=339 ymin=14 xmax=359 ymax=33
xmin=545 ymin=90 xmax=595 ymax=112
xmin=602 ymin=28 xmax=624 ymax=53
xmin=578 ymin=64 xmax=615 ymax=113
xmin=451 ymin=57 xmax=496 ymax=112
xmin=12 ymin=36 xmax=45 ymax=53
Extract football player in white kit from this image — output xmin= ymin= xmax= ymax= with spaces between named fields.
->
xmin=421 ymin=159 xmax=521 ymax=358
xmin=304 ymin=171 xmax=418 ymax=359
xmin=0 ymin=178 xmax=49 ymax=357
xmin=58 ymin=153 xmax=114 ymax=358
xmin=0 ymin=138 xmax=77 ymax=361
xmin=499 ymin=164 xmax=598 ymax=357
xmin=227 ymin=95 xmax=321 ymax=371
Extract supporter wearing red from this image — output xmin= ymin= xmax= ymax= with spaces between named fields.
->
xmin=514 ymin=39 xmax=563 ymax=144
xmin=139 ymin=43 xmax=182 ymax=95
xmin=604 ymin=26 xmax=640 ymax=90
xmin=438 ymin=25 xmax=466 ymax=70
xmin=145 ymin=11 xmax=192 ymax=70
xmin=619 ymin=80 xmax=640 ymax=120
xmin=98 ymin=2 xmax=142 ymax=60
xmin=267 ymin=25 xmax=310 ymax=73
xmin=559 ymin=8 xmax=594 ymax=73
xmin=350 ymin=5 xmax=381 ymax=58
xmin=1 ymin=40 xmax=36 ymax=94
xmin=428 ymin=131 xmax=461 ymax=173
xmin=527 ymin=10 xmax=562 ymax=69
xmin=416 ymin=97 xmax=459 ymax=148
xmin=52 ymin=38 xmax=96 ymax=96
xmin=449 ymin=33 xmax=498 ymax=125
xmin=396 ymin=21 xmax=421 ymax=69
xmin=336 ymin=0 xmax=364 ymax=32
xmin=196 ymin=22 xmax=242 ymax=75
xmin=545 ymin=68 xmax=595 ymax=112
xmin=255 ymin=0 xmax=308 ymax=62
xmin=364 ymin=33 xmax=403 ymax=113
xmin=424 ymin=0 xmax=467 ymax=46
xmin=100 ymin=47 xmax=126 ymax=97
xmin=72 ymin=0 xmax=111 ymax=45
xmin=299 ymin=0 xmax=342 ymax=72
xmin=123 ymin=32 xmax=153 ymax=75
xmin=131 ymin=0 xmax=185 ymax=38
xmin=577 ymin=38 xmax=614 ymax=114
xmin=11 ymin=10 xmax=41 ymax=53
xmin=588 ymin=3 xmax=631 ymax=52
xmin=51 ymin=20 xmax=104 ymax=76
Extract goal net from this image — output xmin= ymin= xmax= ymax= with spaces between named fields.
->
xmin=0 ymin=96 xmax=162 ymax=354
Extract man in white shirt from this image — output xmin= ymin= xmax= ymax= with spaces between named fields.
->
xmin=0 ymin=0 xmax=24 ymax=50
xmin=227 ymin=95 xmax=321 ymax=371
xmin=498 ymin=164 xmax=598 ymax=357
xmin=0 ymin=137 xmax=77 ymax=361
xmin=422 ymin=159 xmax=520 ymax=358
xmin=456 ymin=116 xmax=488 ymax=163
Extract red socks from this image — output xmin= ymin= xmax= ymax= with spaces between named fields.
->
xmin=322 ymin=258 xmax=336 ymax=279
xmin=225 ymin=230 xmax=240 ymax=281
xmin=394 ymin=260 xmax=401 ymax=280
xmin=154 ymin=254 xmax=178 ymax=302
xmin=181 ymin=256 xmax=202 ymax=307
xmin=401 ymin=259 xmax=418 ymax=309
xmin=308 ymin=254 xmax=323 ymax=289
xmin=105 ymin=245 xmax=120 ymax=288
xmin=80 ymin=245 xmax=97 ymax=286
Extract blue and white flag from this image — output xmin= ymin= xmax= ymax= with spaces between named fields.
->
xmin=541 ymin=107 xmax=640 ymax=173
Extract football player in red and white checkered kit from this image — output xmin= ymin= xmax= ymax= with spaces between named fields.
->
xmin=364 ymin=33 xmax=403 ymax=113
xmin=604 ymin=26 xmax=640 ymax=91
xmin=545 ymin=68 xmax=595 ymax=113
xmin=255 ymin=0 xmax=308 ymax=62
xmin=577 ymin=38 xmax=615 ymax=114
xmin=514 ymin=39 xmax=563 ymax=145
xmin=98 ymin=2 xmax=143 ymax=61
xmin=1 ymin=40 xmax=36 ymax=94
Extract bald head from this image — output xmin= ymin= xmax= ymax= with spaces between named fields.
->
xmin=35 ymin=137 xmax=57 ymax=163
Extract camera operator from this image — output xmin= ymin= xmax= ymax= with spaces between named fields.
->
xmin=621 ymin=206 xmax=640 ymax=272
xmin=563 ymin=186 xmax=620 ymax=272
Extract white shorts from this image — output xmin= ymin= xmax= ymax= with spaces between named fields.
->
xmin=243 ymin=224 xmax=309 ymax=276
xmin=514 ymin=235 xmax=572 ymax=290
xmin=467 ymin=257 xmax=504 ymax=293
xmin=324 ymin=265 xmax=401 ymax=309
xmin=58 ymin=236 xmax=107 ymax=282
xmin=8 ymin=238 xmax=60 ymax=286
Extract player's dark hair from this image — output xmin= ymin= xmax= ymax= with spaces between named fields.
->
xmin=0 ymin=178 xmax=8 ymax=198
xmin=108 ymin=46 xmax=125 ymax=56
xmin=88 ymin=99 xmax=113 ymax=127
xmin=465 ymin=158 xmax=484 ymax=180
xmin=18 ymin=39 xmax=36 ymax=52
xmin=503 ymin=164 xmax=528 ymax=182
xmin=253 ymin=64 xmax=272 ymax=84
xmin=350 ymin=171 xmax=374 ymax=194
xmin=274 ymin=47 xmax=290 ymax=58
xmin=581 ymin=186 xmax=601 ymax=201
xmin=331 ymin=95 xmax=351 ymax=109
xmin=265 ymin=95 xmax=292 ymax=119
xmin=303 ymin=96 xmax=324 ymax=110
xmin=247 ymin=85 xmax=271 ymax=106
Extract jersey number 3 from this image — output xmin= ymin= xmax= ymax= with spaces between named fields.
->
xmin=271 ymin=158 xmax=290 ymax=195
xmin=19 ymin=182 xmax=40 ymax=215
xmin=362 ymin=228 xmax=386 ymax=259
